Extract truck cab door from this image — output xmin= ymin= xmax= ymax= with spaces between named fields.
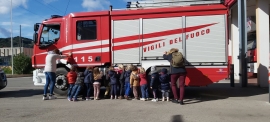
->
xmin=70 ymin=17 xmax=102 ymax=66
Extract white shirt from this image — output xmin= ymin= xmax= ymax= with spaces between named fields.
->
xmin=44 ymin=53 xmax=66 ymax=73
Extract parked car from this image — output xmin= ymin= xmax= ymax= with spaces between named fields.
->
xmin=0 ymin=68 xmax=7 ymax=90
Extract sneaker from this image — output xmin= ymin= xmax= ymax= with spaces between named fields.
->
xmin=43 ymin=96 xmax=49 ymax=100
xmin=73 ymin=99 xmax=78 ymax=102
xmin=151 ymin=98 xmax=158 ymax=102
xmin=172 ymin=99 xmax=179 ymax=103
xmin=49 ymin=95 xmax=57 ymax=100
xmin=67 ymin=98 xmax=72 ymax=101
xmin=140 ymin=98 xmax=146 ymax=101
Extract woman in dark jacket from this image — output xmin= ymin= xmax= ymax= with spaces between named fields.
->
xmin=163 ymin=48 xmax=187 ymax=105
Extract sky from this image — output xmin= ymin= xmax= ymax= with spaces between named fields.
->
xmin=0 ymin=0 xmax=138 ymax=39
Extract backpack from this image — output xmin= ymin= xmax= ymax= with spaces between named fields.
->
xmin=171 ymin=52 xmax=185 ymax=67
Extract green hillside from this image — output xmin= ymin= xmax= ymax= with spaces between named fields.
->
xmin=0 ymin=36 xmax=34 ymax=48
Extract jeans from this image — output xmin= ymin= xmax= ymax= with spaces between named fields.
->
xmin=44 ymin=72 xmax=56 ymax=96
xmin=140 ymin=84 xmax=149 ymax=99
xmin=111 ymin=84 xmax=117 ymax=96
xmin=170 ymin=73 xmax=187 ymax=101
xmin=70 ymin=84 xmax=81 ymax=100
xmin=119 ymin=81 xmax=124 ymax=96
xmin=133 ymin=86 xmax=140 ymax=99
xmin=161 ymin=90 xmax=169 ymax=98
xmin=68 ymin=84 xmax=75 ymax=98
xmin=152 ymin=89 xmax=157 ymax=99
xmin=124 ymin=82 xmax=131 ymax=96
xmin=84 ymin=83 xmax=92 ymax=98
xmin=93 ymin=83 xmax=100 ymax=99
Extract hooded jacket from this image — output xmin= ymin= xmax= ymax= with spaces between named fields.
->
xmin=130 ymin=71 xmax=140 ymax=86
xmin=83 ymin=69 xmax=94 ymax=84
xmin=75 ymin=72 xmax=84 ymax=85
xmin=139 ymin=73 xmax=147 ymax=86
xmin=159 ymin=68 xmax=170 ymax=91
xmin=67 ymin=71 xmax=77 ymax=84
xmin=124 ymin=70 xmax=132 ymax=83
xmin=150 ymin=66 xmax=160 ymax=89
xmin=108 ymin=70 xmax=118 ymax=85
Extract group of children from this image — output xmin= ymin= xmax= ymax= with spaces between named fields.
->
xmin=66 ymin=64 xmax=171 ymax=102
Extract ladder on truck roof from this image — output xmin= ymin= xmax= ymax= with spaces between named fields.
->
xmin=126 ymin=0 xmax=224 ymax=9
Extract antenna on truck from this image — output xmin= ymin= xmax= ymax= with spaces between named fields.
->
xmin=126 ymin=0 xmax=224 ymax=9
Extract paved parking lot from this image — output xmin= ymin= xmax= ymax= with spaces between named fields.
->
xmin=0 ymin=77 xmax=270 ymax=122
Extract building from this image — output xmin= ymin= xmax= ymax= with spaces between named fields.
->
xmin=0 ymin=47 xmax=33 ymax=66
xmin=0 ymin=47 xmax=33 ymax=57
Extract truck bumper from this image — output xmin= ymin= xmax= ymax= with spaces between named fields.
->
xmin=33 ymin=69 xmax=46 ymax=86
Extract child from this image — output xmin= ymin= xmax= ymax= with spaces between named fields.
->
xmin=93 ymin=67 xmax=103 ymax=100
xmin=108 ymin=66 xmax=118 ymax=99
xmin=67 ymin=65 xmax=77 ymax=101
xmin=130 ymin=66 xmax=140 ymax=100
xmin=83 ymin=66 xmax=94 ymax=101
xmin=117 ymin=64 xmax=125 ymax=99
xmin=70 ymin=71 xmax=84 ymax=102
xmin=159 ymin=68 xmax=170 ymax=102
xmin=139 ymin=67 xmax=149 ymax=101
xmin=104 ymin=68 xmax=111 ymax=99
xmin=123 ymin=64 xmax=133 ymax=100
xmin=150 ymin=66 xmax=159 ymax=102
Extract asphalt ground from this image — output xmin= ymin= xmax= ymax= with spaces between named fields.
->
xmin=0 ymin=77 xmax=270 ymax=122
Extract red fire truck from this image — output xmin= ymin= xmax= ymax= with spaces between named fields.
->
xmin=32 ymin=0 xmax=230 ymax=95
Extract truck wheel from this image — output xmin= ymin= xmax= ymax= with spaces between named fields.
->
xmin=54 ymin=67 xmax=69 ymax=96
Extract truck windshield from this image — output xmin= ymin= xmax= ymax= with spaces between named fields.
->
xmin=40 ymin=24 xmax=60 ymax=45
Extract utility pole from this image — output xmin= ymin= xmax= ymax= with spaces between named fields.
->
xmin=238 ymin=0 xmax=248 ymax=87
xmin=10 ymin=0 xmax=14 ymax=75
xmin=19 ymin=25 xmax=21 ymax=53
xmin=19 ymin=25 xmax=22 ymax=53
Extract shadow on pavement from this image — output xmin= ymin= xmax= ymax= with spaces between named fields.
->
xmin=0 ymin=89 xmax=43 ymax=98
xmin=183 ymin=83 xmax=269 ymax=104
xmin=170 ymin=115 xmax=184 ymax=122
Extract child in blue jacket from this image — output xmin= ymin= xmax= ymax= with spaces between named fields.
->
xmin=159 ymin=68 xmax=170 ymax=102
xmin=83 ymin=66 xmax=94 ymax=101
xmin=108 ymin=66 xmax=118 ymax=99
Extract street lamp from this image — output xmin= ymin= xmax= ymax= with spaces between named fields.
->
xmin=10 ymin=0 xmax=13 ymax=75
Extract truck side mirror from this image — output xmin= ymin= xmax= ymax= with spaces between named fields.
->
xmin=34 ymin=24 xmax=39 ymax=32
xmin=33 ymin=33 xmax=38 ymax=44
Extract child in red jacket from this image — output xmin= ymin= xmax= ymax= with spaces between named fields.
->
xmin=67 ymin=66 xmax=77 ymax=101
xmin=139 ymin=67 xmax=149 ymax=101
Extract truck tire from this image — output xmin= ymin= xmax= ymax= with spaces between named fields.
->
xmin=54 ymin=67 xmax=69 ymax=96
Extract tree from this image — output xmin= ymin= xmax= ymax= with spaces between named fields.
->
xmin=13 ymin=53 xmax=33 ymax=74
